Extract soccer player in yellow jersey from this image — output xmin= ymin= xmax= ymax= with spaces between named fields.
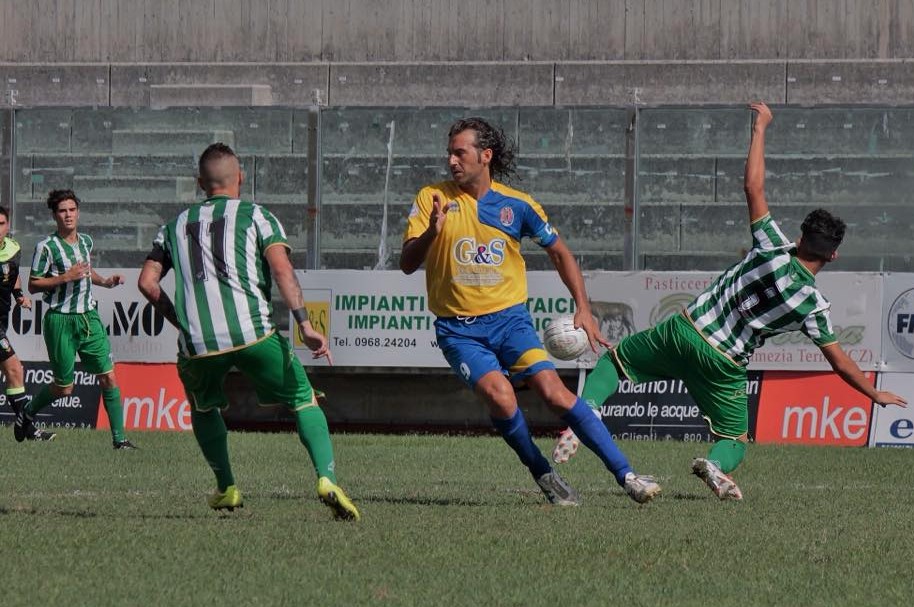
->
xmin=401 ymin=117 xmax=661 ymax=505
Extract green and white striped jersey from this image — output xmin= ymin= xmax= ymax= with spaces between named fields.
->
xmin=686 ymin=214 xmax=837 ymax=366
xmin=151 ymin=196 xmax=289 ymax=357
xmin=30 ymin=233 xmax=96 ymax=313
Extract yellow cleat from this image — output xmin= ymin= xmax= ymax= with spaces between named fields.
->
xmin=317 ymin=477 xmax=360 ymax=521
xmin=208 ymin=485 xmax=243 ymax=511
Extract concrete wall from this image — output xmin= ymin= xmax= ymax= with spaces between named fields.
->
xmin=5 ymin=59 xmax=914 ymax=109
xmin=2 ymin=0 xmax=914 ymax=62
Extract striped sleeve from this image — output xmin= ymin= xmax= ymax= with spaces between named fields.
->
xmin=800 ymin=305 xmax=837 ymax=347
xmin=751 ymin=214 xmax=791 ymax=251
xmin=30 ymin=240 xmax=51 ymax=277
xmin=253 ymin=204 xmax=288 ymax=250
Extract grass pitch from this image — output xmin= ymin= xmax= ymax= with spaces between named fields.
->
xmin=1 ymin=430 xmax=911 ymax=607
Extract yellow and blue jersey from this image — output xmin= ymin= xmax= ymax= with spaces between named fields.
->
xmin=404 ymin=180 xmax=558 ymax=317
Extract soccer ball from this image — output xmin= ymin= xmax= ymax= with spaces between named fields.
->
xmin=542 ymin=315 xmax=589 ymax=361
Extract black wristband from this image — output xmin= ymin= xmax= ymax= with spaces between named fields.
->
xmin=291 ymin=307 xmax=308 ymax=323
xmin=12 ymin=288 xmax=23 ymax=300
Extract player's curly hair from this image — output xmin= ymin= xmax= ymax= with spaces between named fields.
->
xmin=46 ymin=189 xmax=80 ymax=212
xmin=448 ymin=117 xmax=518 ymax=183
xmin=800 ymin=208 xmax=846 ymax=262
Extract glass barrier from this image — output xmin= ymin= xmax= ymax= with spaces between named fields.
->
xmin=8 ymin=105 xmax=913 ymax=273
xmin=12 ymin=107 xmax=308 ymax=267
xmin=637 ymin=106 xmax=914 ymax=272
xmin=319 ymin=107 xmax=629 ymax=270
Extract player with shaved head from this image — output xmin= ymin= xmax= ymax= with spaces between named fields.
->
xmin=138 ymin=143 xmax=359 ymax=519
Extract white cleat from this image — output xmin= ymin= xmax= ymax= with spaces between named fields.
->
xmin=623 ymin=472 xmax=662 ymax=504
xmin=552 ymin=427 xmax=580 ymax=464
xmin=692 ymin=458 xmax=743 ymax=501
xmin=552 ymin=407 xmax=602 ymax=464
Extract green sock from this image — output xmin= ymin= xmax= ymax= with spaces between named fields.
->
xmin=580 ymin=353 xmax=621 ymax=410
xmin=191 ymin=408 xmax=235 ymax=491
xmin=102 ymin=387 xmax=126 ymax=443
xmin=295 ymin=405 xmax=337 ymax=483
xmin=707 ymin=439 xmax=746 ymax=473
xmin=25 ymin=385 xmax=54 ymax=417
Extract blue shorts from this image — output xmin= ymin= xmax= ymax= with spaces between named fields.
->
xmin=435 ymin=304 xmax=555 ymax=388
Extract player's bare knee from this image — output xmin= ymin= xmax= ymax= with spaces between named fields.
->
xmin=98 ymin=372 xmax=117 ymax=389
xmin=529 ymin=376 xmax=575 ymax=411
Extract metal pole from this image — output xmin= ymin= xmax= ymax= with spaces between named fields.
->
xmin=306 ymin=106 xmax=321 ymax=270
xmin=623 ymin=107 xmax=641 ymax=271
xmin=0 ymin=109 xmax=12 ymax=214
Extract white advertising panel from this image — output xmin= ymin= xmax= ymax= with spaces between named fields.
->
xmin=10 ymin=268 xmax=179 ymax=363
xmin=868 ymin=373 xmax=914 ymax=447
xmin=293 ymin=270 xmax=886 ymax=370
xmin=881 ymin=273 xmax=914 ymax=372
xmin=292 ymin=270 xmax=582 ymax=368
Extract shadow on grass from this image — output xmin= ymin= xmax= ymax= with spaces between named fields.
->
xmin=667 ymin=492 xmax=711 ymax=501
xmin=359 ymin=494 xmax=488 ymax=507
xmin=0 ymin=506 xmax=215 ymax=520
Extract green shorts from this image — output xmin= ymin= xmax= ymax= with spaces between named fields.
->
xmin=613 ymin=313 xmax=748 ymax=439
xmin=43 ymin=308 xmax=114 ymax=386
xmin=177 ymin=332 xmax=314 ymax=412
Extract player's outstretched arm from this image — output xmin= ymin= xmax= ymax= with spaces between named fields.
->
xmin=820 ymin=343 xmax=908 ymax=407
xmin=264 ymin=244 xmax=333 ymax=364
xmin=91 ymin=268 xmax=124 ymax=288
xmin=400 ymin=194 xmax=447 ymax=274
xmin=138 ymin=260 xmax=180 ymax=329
xmin=545 ymin=236 xmax=610 ymax=352
xmin=745 ymin=102 xmax=773 ymax=223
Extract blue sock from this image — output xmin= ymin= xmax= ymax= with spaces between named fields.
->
xmin=491 ymin=408 xmax=552 ymax=479
xmin=562 ymin=398 xmax=632 ymax=485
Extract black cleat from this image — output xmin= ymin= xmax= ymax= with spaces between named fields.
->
xmin=13 ymin=412 xmax=53 ymax=442
xmin=13 ymin=410 xmax=27 ymax=442
xmin=113 ymin=439 xmax=138 ymax=450
xmin=17 ymin=415 xmax=56 ymax=442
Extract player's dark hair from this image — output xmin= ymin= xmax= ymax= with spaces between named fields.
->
xmin=198 ymin=142 xmax=237 ymax=175
xmin=0 ymin=206 xmax=8 ymax=220
xmin=800 ymin=208 xmax=846 ymax=262
xmin=46 ymin=189 xmax=80 ymax=212
xmin=448 ymin=117 xmax=518 ymax=183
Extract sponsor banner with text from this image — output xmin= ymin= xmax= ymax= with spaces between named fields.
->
xmin=293 ymin=270 xmax=884 ymax=371
xmin=600 ymin=371 xmax=762 ymax=442
xmin=868 ymin=374 xmax=914 ymax=447
xmin=755 ymin=371 xmax=876 ymax=446
xmin=0 ymin=361 xmax=102 ymax=430
xmin=11 ymin=268 xmax=179 ymax=364
xmin=96 ymin=363 xmax=191 ymax=431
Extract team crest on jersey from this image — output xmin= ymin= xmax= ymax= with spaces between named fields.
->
xmin=0 ymin=337 xmax=10 ymax=352
xmin=499 ymin=206 xmax=514 ymax=227
xmin=446 ymin=201 xmax=460 ymax=213
xmin=1 ymin=263 xmax=8 ymax=281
